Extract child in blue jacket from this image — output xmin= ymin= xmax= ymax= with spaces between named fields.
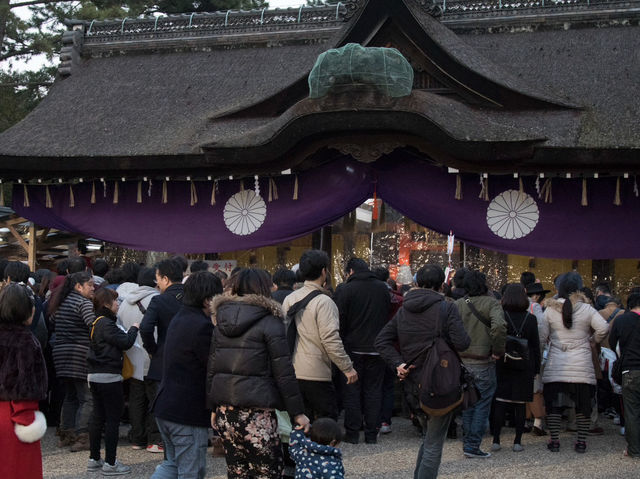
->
xmin=289 ymin=418 xmax=344 ymax=479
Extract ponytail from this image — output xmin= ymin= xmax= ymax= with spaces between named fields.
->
xmin=562 ymin=299 xmax=573 ymax=329
xmin=556 ymin=271 xmax=584 ymax=330
xmin=49 ymin=271 xmax=93 ymax=315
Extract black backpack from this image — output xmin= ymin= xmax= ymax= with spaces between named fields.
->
xmin=503 ymin=311 xmax=531 ymax=371
xmin=412 ymin=302 xmax=464 ymax=417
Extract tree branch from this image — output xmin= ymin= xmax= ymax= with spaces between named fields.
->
xmin=0 ymin=81 xmax=53 ymax=87
xmin=9 ymin=0 xmax=62 ymax=8
xmin=0 ymin=47 xmax=40 ymax=60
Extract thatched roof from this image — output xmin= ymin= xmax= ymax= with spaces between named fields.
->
xmin=0 ymin=0 xmax=639 ymax=179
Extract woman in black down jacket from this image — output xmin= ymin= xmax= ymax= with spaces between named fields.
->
xmin=87 ymin=287 xmax=138 ymax=475
xmin=207 ymin=268 xmax=309 ymax=479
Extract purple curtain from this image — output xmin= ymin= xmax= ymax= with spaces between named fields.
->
xmin=13 ymin=157 xmax=640 ymax=258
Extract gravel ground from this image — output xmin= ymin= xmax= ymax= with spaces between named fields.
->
xmin=42 ymin=415 xmax=637 ymax=478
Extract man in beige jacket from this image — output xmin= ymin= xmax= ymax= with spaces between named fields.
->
xmin=283 ymin=250 xmax=358 ymax=420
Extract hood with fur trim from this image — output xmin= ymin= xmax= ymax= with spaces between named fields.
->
xmin=211 ymin=294 xmax=283 ymax=338
xmin=545 ymin=292 xmax=590 ymax=313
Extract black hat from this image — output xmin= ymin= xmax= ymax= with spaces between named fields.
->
xmin=525 ymin=282 xmax=550 ymax=295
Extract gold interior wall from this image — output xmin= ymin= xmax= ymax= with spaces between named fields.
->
xmin=506 ymin=255 xmax=593 ymax=291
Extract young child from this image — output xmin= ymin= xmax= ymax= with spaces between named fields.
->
xmin=289 ymin=418 xmax=345 ymax=479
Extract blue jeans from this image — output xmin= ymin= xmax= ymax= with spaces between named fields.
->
xmin=151 ymin=418 xmax=208 ymax=479
xmin=462 ymin=362 xmax=496 ymax=452
xmin=414 ymin=411 xmax=453 ymax=479
xmin=61 ymin=378 xmax=93 ymax=433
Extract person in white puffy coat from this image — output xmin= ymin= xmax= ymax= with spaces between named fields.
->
xmin=116 ymin=267 xmax=159 ymax=450
xmin=540 ymin=272 xmax=609 ymax=454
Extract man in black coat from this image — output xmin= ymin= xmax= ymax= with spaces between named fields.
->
xmin=609 ymin=292 xmax=640 ymax=458
xmin=334 ymin=257 xmax=390 ymax=444
xmin=139 ymin=258 xmax=184 ymax=453
xmin=152 ymin=272 xmax=221 ymax=479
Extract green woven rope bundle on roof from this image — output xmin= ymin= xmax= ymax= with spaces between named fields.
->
xmin=308 ymin=43 xmax=414 ymax=98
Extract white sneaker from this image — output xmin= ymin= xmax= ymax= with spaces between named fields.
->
xmin=146 ymin=444 xmax=164 ymax=453
xmin=620 ymin=427 xmax=626 ymax=436
xmin=512 ymin=444 xmax=524 ymax=452
xmin=613 ymin=416 xmax=621 ymax=425
xmin=491 ymin=443 xmax=502 ymax=452
xmin=380 ymin=423 xmax=392 ymax=434
xmin=101 ymin=460 xmax=131 ymax=476
xmin=87 ymin=458 xmax=104 ymax=471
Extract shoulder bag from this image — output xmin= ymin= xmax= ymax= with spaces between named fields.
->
xmin=90 ymin=316 xmax=134 ymax=380
xmin=286 ymin=290 xmax=324 ymax=354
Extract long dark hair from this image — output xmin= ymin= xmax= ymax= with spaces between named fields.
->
xmin=48 ymin=271 xmax=93 ymax=315
xmin=557 ymin=272 xmax=584 ymax=329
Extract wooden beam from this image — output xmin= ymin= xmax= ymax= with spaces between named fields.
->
xmin=37 ymin=227 xmax=51 ymax=247
xmin=4 ymin=223 xmax=28 ymax=252
xmin=28 ymin=223 xmax=37 ymax=272
xmin=4 ymin=216 xmax=28 ymax=226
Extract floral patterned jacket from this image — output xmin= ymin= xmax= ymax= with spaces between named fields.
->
xmin=289 ymin=429 xmax=344 ymax=479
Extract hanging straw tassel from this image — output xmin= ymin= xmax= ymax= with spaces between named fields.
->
xmin=519 ymin=177 xmax=524 ymax=194
xmin=113 ymin=182 xmax=120 ymax=204
xmin=190 ymin=181 xmax=198 ymax=206
xmin=210 ymin=182 xmax=216 ymax=206
xmin=45 ymin=185 xmax=53 ymax=208
xmin=540 ymin=178 xmax=552 ymax=203
xmin=69 ymin=184 xmax=75 ymax=208
xmin=454 ymin=174 xmax=463 ymax=200
xmin=614 ymin=177 xmax=622 ymax=206
xmin=91 ymin=181 xmax=96 ymax=204
xmin=581 ymin=178 xmax=588 ymax=206
xmin=268 ymin=177 xmax=279 ymax=202
xmin=478 ymin=175 xmax=489 ymax=201
xmin=162 ymin=180 xmax=168 ymax=204
xmin=239 ymin=180 xmax=244 ymax=192
xmin=137 ymin=181 xmax=142 ymax=204
xmin=0 ymin=183 xmax=4 ymax=207
xmin=293 ymin=174 xmax=299 ymax=200
xmin=23 ymin=184 xmax=30 ymax=207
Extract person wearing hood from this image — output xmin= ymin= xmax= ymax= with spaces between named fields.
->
xmin=151 ymin=272 xmax=222 ymax=479
xmin=289 ymin=418 xmax=345 ymax=479
xmin=117 ymin=267 xmax=159 ymax=451
xmin=541 ymin=272 xmax=609 ymax=453
xmin=375 ymin=264 xmax=470 ymax=479
xmin=333 ymin=258 xmax=391 ymax=444
xmin=115 ymin=262 xmax=141 ymax=306
xmin=207 ymin=268 xmax=309 ymax=479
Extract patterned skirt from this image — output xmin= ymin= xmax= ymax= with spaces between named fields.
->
xmin=215 ymin=405 xmax=283 ymax=479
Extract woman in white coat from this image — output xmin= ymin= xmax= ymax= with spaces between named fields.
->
xmin=540 ymin=272 xmax=609 ymax=453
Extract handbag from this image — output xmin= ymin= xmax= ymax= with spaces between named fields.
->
xmin=90 ymin=316 xmax=134 ymax=380
xmin=612 ymin=318 xmax=640 ymax=385
xmin=503 ymin=311 xmax=531 ymax=370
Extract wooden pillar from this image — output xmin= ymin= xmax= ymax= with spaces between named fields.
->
xmin=28 ymin=222 xmax=37 ymax=271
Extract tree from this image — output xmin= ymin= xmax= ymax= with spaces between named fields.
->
xmin=0 ymin=0 xmax=267 ymax=132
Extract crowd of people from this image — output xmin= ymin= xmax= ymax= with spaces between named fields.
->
xmin=0 ymin=249 xmax=639 ymax=479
